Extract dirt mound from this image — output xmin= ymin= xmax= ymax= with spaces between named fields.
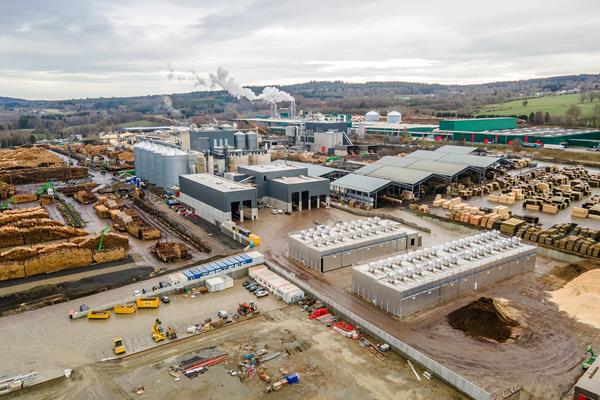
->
xmin=447 ymin=297 xmax=521 ymax=342
xmin=551 ymin=269 xmax=600 ymax=329
xmin=551 ymin=259 xmax=600 ymax=282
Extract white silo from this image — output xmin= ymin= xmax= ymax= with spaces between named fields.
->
xmin=146 ymin=142 xmax=159 ymax=185
xmin=161 ymin=147 xmax=189 ymax=189
xmin=133 ymin=142 xmax=142 ymax=178
xmin=139 ymin=141 xmax=150 ymax=180
xmin=366 ymin=111 xmax=380 ymax=122
xmin=387 ymin=111 xmax=402 ymax=123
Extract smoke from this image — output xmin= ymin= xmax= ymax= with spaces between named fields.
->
xmin=162 ymin=96 xmax=181 ymax=117
xmin=167 ymin=65 xmax=295 ymax=104
xmin=256 ymin=86 xmax=295 ymax=104
xmin=208 ymin=67 xmax=257 ymax=102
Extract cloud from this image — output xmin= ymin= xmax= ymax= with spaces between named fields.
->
xmin=0 ymin=0 xmax=599 ymax=99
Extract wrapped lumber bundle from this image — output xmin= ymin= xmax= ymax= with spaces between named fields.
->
xmin=73 ymin=190 xmax=96 ymax=204
xmin=0 ymin=261 xmax=25 ymax=281
xmin=22 ymin=226 xmax=87 ymax=244
xmin=0 ymin=246 xmax=37 ymax=262
xmin=571 ymin=207 xmax=589 ymax=218
xmin=0 ymin=226 xmax=24 ymax=247
xmin=93 ymin=247 xmax=126 ymax=263
xmin=24 ymin=247 xmax=93 ymax=276
xmin=11 ymin=193 xmax=38 ymax=203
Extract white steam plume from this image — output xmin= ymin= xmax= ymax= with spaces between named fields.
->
xmin=167 ymin=65 xmax=295 ymax=104
xmin=162 ymin=96 xmax=181 ymax=117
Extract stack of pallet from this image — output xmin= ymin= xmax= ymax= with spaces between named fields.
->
xmin=500 ymin=218 xmax=525 ymax=236
xmin=572 ymin=207 xmax=589 ymax=218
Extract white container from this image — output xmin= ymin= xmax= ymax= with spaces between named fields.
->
xmin=224 ymin=275 xmax=234 ymax=289
xmin=206 ymin=277 xmax=226 ymax=292
xmin=277 ymin=284 xmax=305 ymax=304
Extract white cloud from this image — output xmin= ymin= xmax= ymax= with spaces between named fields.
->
xmin=0 ymin=0 xmax=599 ymax=99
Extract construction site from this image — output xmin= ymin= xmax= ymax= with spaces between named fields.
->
xmin=2 ymin=115 xmax=600 ymax=400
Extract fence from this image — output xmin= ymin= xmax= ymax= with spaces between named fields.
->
xmin=266 ymin=260 xmax=493 ymax=400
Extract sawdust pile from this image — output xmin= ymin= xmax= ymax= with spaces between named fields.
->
xmin=551 ymin=269 xmax=600 ymax=329
xmin=447 ymin=297 xmax=521 ymax=342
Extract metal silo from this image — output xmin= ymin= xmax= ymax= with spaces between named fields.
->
xmin=147 ymin=143 xmax=159 ymax=185
xmin=162 ymin=148 xmax=189 ymax=188
xmin=133 ymin=142 xmax=141 ymax=177
xmin=234 ymin=131 xmax=247 ymax=150
xmin=154 ymin=146 xmax=167 ymax=188
xmin=246 ymin=132 xmax=258 ymax=150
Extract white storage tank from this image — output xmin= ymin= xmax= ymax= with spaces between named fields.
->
xmin=161 ymin=147 xmax=189 ymax=189
xmin=387 ymin=111 xmax=402 ymax=123
xmin=234 ymin=131 xmax=247 ymax=150
xmin=366 ymin=110 xmax=380 ymax=122
xmin=146 ymin=143 xmax=157 ymax=185
xmin=133 ymin=142 xmax=141 ymax=177
xmin=246 ymin=132 xmax=258 ymax=150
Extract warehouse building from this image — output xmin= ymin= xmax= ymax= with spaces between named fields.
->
xmin=237 ymin=163 xmax=331 ymax=212
xmin=179 ymin=174 xmax=258 ymax=224
xmin=330 ymin=147 xmax=501 ymax=206
xmin=352 ymin=231 xmax=536 ymax=318
xmin=288 ymin=217 xmax=421 ymax=272
xmin=435 ymin=117 xmax=600 ymax=145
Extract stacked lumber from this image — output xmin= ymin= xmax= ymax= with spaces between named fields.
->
xmin=0 ymin=207 xmax=49 ymax=226
xmin=152 ymin=242 xmax=189 ymax=263
xmin=10 ymin=193 xmax=38 ymax=203
xmin=0 ymin=181 xmax=16 ymax=200
xmin=72 ymin=232 xmax=130 ymax=250
xmin=127 ymin=224 xmax=161 ymax=240
xmin=94 ymin=204 xmax=110 ymax=218
xmin=73 ymin=190 xmax=96 ymax=204
xmin=24 ymin=247 xmax=93 ymax=276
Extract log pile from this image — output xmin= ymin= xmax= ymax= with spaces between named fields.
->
xmin=0 ymin=231 xmax=130 ymax=281
xmin=73 ymin=190 xmax=96 ymax=204
xmin=0 ymin=182 xmax=16 ymax=200
xmin=152 ymin=242 xmax=189 ymax=263
xmin=10 ymin=193 xmax=39 ymax=203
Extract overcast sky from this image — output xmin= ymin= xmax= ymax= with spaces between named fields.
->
xmin=1 ymin=0 xmax=600 ymax=100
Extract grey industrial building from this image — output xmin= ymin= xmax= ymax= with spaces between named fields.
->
xmin=330 ymin=146 xmax=502 ymax=206
xmin=351 ymin=231 xmax=536 ymax=318
xmin=237 ymin=163 xmax=330 ymax=212
xmin=288 ymin=217 xmax=422 ymax=272
xmin=178 ymin=174 xmax=258 ymax=224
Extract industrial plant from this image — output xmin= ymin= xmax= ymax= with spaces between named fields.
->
xmin=288 ymin=217 xmax=421 ymax=272
xmin=351 ymin=231 xmax=536 ymax=318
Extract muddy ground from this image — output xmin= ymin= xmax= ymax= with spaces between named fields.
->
xmin=6 ymin=306 xmax=465 ymax=400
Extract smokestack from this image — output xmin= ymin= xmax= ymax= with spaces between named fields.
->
xmin=271 ymin=103 xmax=278 ymax=119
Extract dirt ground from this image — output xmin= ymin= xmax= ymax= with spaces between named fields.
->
xmin=242 ymin=206 xmax=600 ymax=398
xmin=7 ymin=307 xmax=465 ymax=400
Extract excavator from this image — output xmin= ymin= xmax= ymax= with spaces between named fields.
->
xmin=583 ymin=345 xmax=597 ymax=369
xmin=152 ymin=319 xmax=166 ymax=342
xmin=237 ymin=301 xmax=257 ymax=317
xmin=113 ymin=337 xmax=126 ymax=355
xmin=35 ymin=181 xmax=54 ymax=196
xmin=97 ymin=226 xmax=111 ymax=251
xmin=0 ymin=200 xmax=10 ymax=211
xmin=166 ymin=325 xmax=177 ymax=340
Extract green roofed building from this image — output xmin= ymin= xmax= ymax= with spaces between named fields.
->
xmin=439 ymin=117 xmax=517 ymax=132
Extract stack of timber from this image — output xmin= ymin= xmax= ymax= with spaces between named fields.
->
xmin=152 ymin=241 xmax=189 ymax=263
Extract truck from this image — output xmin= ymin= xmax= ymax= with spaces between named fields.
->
xmin=114 ymin=303 xmax=137 ymax=314
xmin=87 ymin=310 xmax=111 ymax=319
xmin=136 ymin=297 xmax=160 ymax=309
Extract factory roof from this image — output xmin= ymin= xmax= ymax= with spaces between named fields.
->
xmin=180 ymin=174 xmax=254 ymax=193
xmin=353 ymin=231 xmax=536 ymax=296
xmin=435 ymin=145 xmax=478 ymax=155
xmin=437 ymin=126 xmax=600 ymax=137
xmin=273 ymin=160 xmax=341 ymax=178
xmin=270 ymin=175 xmax=328 ymax=185
xmin=437 ymin=153 xmax=500 ymax=168
xmin=353 ymin=121 xmax=438 ymax=130
xmin=406 ymin=159 xmax=470 ymax=176
xmin=238 ymin=163 xmax=304 ymax=173
xmin=331 ymin=173 xmax=391 ymax=194
xmin=367 ymin=165 xmax=436 ymax=185
xmin=289 ymin=217 xmax=418 ymax=253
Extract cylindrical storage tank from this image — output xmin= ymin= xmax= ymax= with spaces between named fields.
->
xmin=139 ymin=142 xmax=149 ymax=180
xmin=246 ymin=132 xmax=258 ymax=150
xmin=154 ymin=148 xmax=165 ymax=188
xmin=133 ymin=143 xmax=141 ymax=177
xmin=387 ymin=111 xmax=402 ymax=123
xmin=234 ymin=131 xmax=247 ymax=150
xmin=366 ymin=110 xmax=379 ymax=122
xmin=162 ymin=149 xmax=189 ymax=189
xmin=146 ymin=144 xmax=155 ymax=184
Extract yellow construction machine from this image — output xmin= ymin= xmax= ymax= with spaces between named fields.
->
xmin=113 ymin=337 xmax=126 ymax=355
xmin=152 ymin=318 xmax=166 ymax=342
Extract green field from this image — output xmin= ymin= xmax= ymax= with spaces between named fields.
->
xmin=477 ymin=93 xmax=597 ymax=116
xmin=117 ymin=120 xmax=156 ymax=128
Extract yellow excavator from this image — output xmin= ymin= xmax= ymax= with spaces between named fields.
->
xmin=152 ymin=318 xmax=166 ymax=342
xmin=113 ymin=337 xmax=126 ymax=355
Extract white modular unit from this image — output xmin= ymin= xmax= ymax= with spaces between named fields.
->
xmin=224 ymin=275 xmax=234 ymax=289
xmin=277 ymin=284 xmax=305 ymax=304
xmin=206 ymin=277 xmax=226 ymax=292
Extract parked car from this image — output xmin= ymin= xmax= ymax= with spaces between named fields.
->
xmin=79 ymin=304 xmax=89 ymax=312
xmin=246 ymin=284 xmax=259 ymax=291
xmin=255 ymin=290 xmax=268 ymax=298
xmin=249 ymin=285 xmax=263 ymax=293
xmin=243 ymin=280 xmax=255 ymax=288
xmin=271 ymin=209 xmax=284 ymax=215
xmin=133 ymin=289 xmax=141 ymax=297
xmin=160 ymin=296 xmax=171 ymax=304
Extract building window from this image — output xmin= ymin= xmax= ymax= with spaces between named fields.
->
xmin=411 ymin=238 xmax=415 ymax=246
xmin=263 ymin=176 xmax=267 ymax=181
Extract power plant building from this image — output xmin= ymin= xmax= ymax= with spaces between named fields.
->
xmin=351 ymin=231 xmax=536 ymax=318
xmin=288 ymin=217 xmax=422 ymax=272
xmin=178 ymin=174 xmax=258 ymax=224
